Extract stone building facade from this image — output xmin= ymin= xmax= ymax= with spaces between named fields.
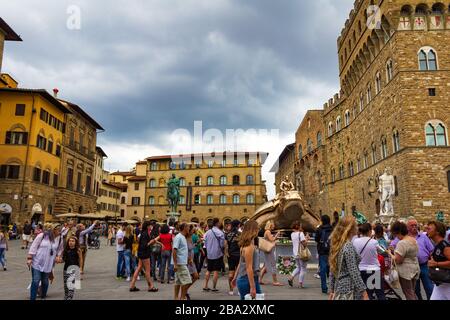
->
xmin=291 ymin=0 xmax=450 ymax=222
xmin=122 ymin=152 xmax=269 ymax=224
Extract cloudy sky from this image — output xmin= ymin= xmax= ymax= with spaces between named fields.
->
xmin=2 ymin=0 xmax=354 ymax=198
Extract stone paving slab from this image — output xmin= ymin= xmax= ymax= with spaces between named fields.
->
xmin=0 ymin=238 xmax=403 ymax=300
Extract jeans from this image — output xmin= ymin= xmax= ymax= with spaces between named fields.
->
xmin=124 ymin=249 xmax=132 ymax=277
xmin=30 ymin=267 xmax=49 ymax=300
xmin=415 ymin=263 xmax=434 ymax=300
xmin=360 ymin=270 xmax=385 ymax=300
xmin=159 ymin=250 xmax=171 ymax=281
xmin=194 ymin=252 xmax=201 ymax=273
xmin=0 ymin=248 xmax=6 ymax=268
xmin=150 ymin=252 xmax=161 ymax=279
xmin=116 ymin=250 xmax=125 ymax=277
xmin=319 ymin=254 xmax=329 ymax=293
xmin=237 ymin=275 xmax=262 ymax=300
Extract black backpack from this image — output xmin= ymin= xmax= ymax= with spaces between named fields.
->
xmin=227 ymin=231 xmax=240 ymax=257
xmin=319 ymin=227 xmax=332 ymax=254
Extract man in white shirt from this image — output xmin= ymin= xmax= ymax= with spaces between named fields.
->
xmin=173 ymin=223 xmax=192 ymax=300
xmin=116 ymin=224 xmax=126 ymax=279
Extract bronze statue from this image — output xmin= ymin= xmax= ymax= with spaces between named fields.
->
xmin=167 ymin=174 xmax=180 ymax=212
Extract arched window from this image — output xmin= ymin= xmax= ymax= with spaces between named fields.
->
xmin=220 ymin=175 xmax=227 ymax=185
xmin=328 ymin=122 xmax=333 ymax=136
xmin=336 ymin=116 xmax=342 ymax=132
xmin=246 ymin=194 xmax=255 ymax=204
xmin=307 ymin=139 xmax=313 ymax=153
xmin=415 ymin=4 xmax=428 ymax=15
xmin=356 ymin=156 xmax=361 ymax=173
xmin=179 ymin=178 xmax=186 ymax=186
xmin=246 ymin=175 xmax=254 ymax=185
xmin=426 ymin=122 xmax=447 ymax=146
xmin=339 ymin=164 xmax=345 ymax=180
xmin=375 ymin=72 xmax=382 ymax=94
xmin=169 ymin=161 xmax=177 ymax=170
xmin=400 ymin=5 xmax=413 ymax=16
xmin=232 ymin=175 xmax=240 ymax=185
xmin=366 ymin=85 xmax=372 ymax=103
xmin=121 ymin=196 xmax=126 ymax=204
xmin=232 ymin=194 xmax=240 ymax=204
xmin=317 ymin=132 xmax=322 ymax=147
xmin=386 ymin=60 xmax=394 ymax=81
xmin=371 ymin=144 xmax=377 ymax=164
xmin=219 ymin=194 xmax=227 ymax=204
xmin=359 ymin=93 xmax=365 ymax=111
xmin=148 ymin=196 xmax=155 ymax=205
xmin=418 ymin=47 xmax=438 ymax=71
xmin=431 ymin=3 xmax=445 ymax=14
xmin=207 ymin=176 xmax=214 ymax=186
xmin=381 ymin=136 xmax=388 ymax=159
xmin=150 ymin=162 xmax=158 ymax=171
xmin=348 ymin=162 xmax=354 ymax=177
xmin=195 ymin=176 xmax=201 ymax=186
xmin=393 ymin=130 xmax=400 ymax=153
xmin=180 ymin=195 xmax=185 ymax=205
xmin=344 ymin=110 xmax=351 ymax=127
xmin=331 ymin=168 xmax=336 ymax=183
xmin=149 ymin=179 xmax=156 ymax=188
xmin=298 ymin=144 xmax=303 ymax=159
xmin=194 ymin=194 xmax=201 ymax=205
xmin=207 ymin=194 xmax=214 ymax=204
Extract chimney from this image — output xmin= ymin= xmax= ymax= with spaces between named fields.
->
xmin=53 ymin=88 xmax=59 ymax=98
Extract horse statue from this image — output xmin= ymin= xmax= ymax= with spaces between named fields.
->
xmin=167 ymin=174 xmax=180 ymax=213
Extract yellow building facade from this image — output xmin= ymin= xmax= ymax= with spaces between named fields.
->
xmin=124 ymin=152 xmax=269 ymax=224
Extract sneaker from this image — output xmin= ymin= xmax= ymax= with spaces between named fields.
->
xmin=314 ymin=273 xmax=321 ymax=279
xmin=126 ymin=277 xmax=131 ymax=282
xmin=228 ymin=291 xmax=234 ymax=296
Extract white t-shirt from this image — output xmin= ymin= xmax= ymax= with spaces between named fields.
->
xmin=291 ymin=231 xmax=306 ymax=257
xmin=352 ymin=236 xmax=380 ymax=271
xmin=116 ymin=229 xmax=125 ymax=252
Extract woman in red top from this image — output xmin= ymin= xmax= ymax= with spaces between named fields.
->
xmin=154 ymin=224 xmax=173 ymax=284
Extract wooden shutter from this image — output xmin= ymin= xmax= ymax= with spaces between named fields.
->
xmin=5 ymin=131 xmax=11 ymax=144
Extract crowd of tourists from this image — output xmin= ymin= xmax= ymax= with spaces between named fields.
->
xmin=0 ymin=211 xmax=449 ymax=301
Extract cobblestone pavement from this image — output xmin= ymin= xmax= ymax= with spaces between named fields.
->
xmin=0 ymin=237 xmax=405 ymax=300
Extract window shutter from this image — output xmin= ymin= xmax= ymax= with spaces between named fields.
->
xmin=0 ymin=165 xmax=7 ymax=178
xmin=5 ymin=131 xmax=11 ymax=144
xmin=22 ymin=132 xmax=28 ymax=145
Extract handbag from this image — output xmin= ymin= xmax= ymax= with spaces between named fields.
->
xmin=258 ymin=237 xmax=275 ymax=253
xmin=299 ymin=244 xmax=311 ymax=262
xmin=332 ymin=251 xmax=354 ymax=300
xmin=150 ymin=243 xmax=162 ymax=254
xmin=384 ymin=257 xmax=400 ymax=289
xmin=429 ymin=267 xmax=450 ymax=284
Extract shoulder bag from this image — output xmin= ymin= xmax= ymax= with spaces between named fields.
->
xmin=258 ymin=237 xmax=275 ymax=253
xmin=298 ymin=233 xmax=311 ymax=262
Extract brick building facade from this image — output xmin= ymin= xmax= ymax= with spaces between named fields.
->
xmin=291 ymin=0 xmax=450 ymax=222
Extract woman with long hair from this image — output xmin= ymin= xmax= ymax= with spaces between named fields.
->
xmin=259 ymin=221 xmax=283 ymax=286
xmin=62 ymin=236 xmax=83 ymax=300
xmin=153 ymin=224 xmax=173 ymax=283
xmin=27 ymin=223 xmax=64 ymax=300
xmin=329 ymin=216 xmax=368 ymax=300
xmin=123 ymin=225 xmax=135 ymax=281
xmin=185 ymin=224 xmax=200 ymax=300
xmin=288 ymin=221 xmax=308 ymax=288
xmin=149 ymin=223 xmax=161 ymax=281
xmin=129 ymin=221 xmax=158 ymax=292
xmin=232 ymin=220 xmax=263 ymax=300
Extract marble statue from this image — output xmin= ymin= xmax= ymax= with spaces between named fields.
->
xmin=378 ymin=167 xmax=395 ymax=216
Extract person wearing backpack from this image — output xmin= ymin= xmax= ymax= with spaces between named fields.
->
xmin=426 ymin=221 xmax=450 ymax=300
xmin=315 ymin=214 xmax=333 ymax=294
xmin=225 ymin=220 xmax=241 ymax=296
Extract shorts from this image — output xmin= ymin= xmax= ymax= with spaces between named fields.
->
xmin=175 ymin=265 xmax=192 ymax=285
xmin=22 ymin=234 xmax=32 ymax=242
xmin=207 ymin=257 xmax=224 ymax=272
xmin=228 ymin=255 xmax=240 ymax=271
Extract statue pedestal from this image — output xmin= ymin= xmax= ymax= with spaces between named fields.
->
xmin=377 ymin=214 xmax=395 ymax=226
xmin=166 ymin=211 xmax=181 ymax=222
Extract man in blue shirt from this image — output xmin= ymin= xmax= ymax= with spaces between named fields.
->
xmin=203 ymin=218 xmax=225 ymax=292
